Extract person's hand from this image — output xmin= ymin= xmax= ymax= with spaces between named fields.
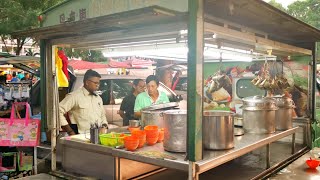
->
xmin=102 ymin=123 xmax=109 ymax=129
xmin=68 ymin=131 xmax=76 ymax=136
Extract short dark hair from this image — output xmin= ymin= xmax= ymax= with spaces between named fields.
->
xmin=83 ymin=69 xmax=101 ymax=83
xmin=133 ymin=79 xmax=143 ymax=86
xmin=12 ymin=72 xmax=16 ymax=77
xmin=146 ymin=75 xmax=159 ymax=85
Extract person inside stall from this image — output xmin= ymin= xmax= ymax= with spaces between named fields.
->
xmin=21 ymin=73 xmax=31 ymax=81
xmin=59 ymin=69 xmax=108 ymax=135
xmin=119 ymin=79 xmax=145 ymax=126
xmin=10 ymin=72 xmax=19 ymax=82
xmin=134 ymin=75 xmax=170 ymax=118
xmin=171 ymin=70 xmax=182 ymax=91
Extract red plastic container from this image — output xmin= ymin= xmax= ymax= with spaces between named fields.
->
xmin=132 ymin=130 xmax=146 ymax=148
xmin=306 ymin=158 xmax=320 ymax=169
xmin=124 ymin=136 xmax=139 ymax=151
xmin=157 ymin=128 xmax=164 ymax=143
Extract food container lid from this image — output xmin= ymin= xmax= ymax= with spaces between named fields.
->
xmin=242 ymin=96 xmax=276 ymax=109
xmin=203 ymin=110 xmax=234 ymax=116
xmin=163 ymin=110 xmax=187 ymax=115
xmin=242 ymin=106 xmax=279 ymax=111
xmin=273 ymin=96 xmax=295 ymax=108
xmin=141 ymin=102 xmax=179 ymax=111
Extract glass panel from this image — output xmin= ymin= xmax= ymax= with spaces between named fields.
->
xmin=112 ymin=79 xmax=133 ymax=105
xmin=236 ymin=79 xmax=266 ymax=98
xmin=99 ymin=80 xmax=111 ymax=105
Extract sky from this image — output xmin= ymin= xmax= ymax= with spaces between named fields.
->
xmin=264 ymin=0 xmax=299 ymax=8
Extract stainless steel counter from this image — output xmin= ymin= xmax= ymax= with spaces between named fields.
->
xmin=269 ymin=151 xmax=320 ymax=180
xmin=112 ymin=142 xmax=189 ymax=171
xmin=197 ymin=127 xmax=299 ymax=173
xmin=112 ymin=127 xmax=298 ymax=174
xmin=60 ymin=127 xmax=298 ymax=180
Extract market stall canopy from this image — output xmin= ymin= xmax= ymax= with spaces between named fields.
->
xmin=10 ymin=1 xmax=320 ymax=52
xmin=68 ymin=59 xmax=110 ymax=70
xmin=0 ymin=56 xmax=40 ymax=75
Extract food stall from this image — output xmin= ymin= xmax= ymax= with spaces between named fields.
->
xmin=11 ymin=0 xmax=320 ymax=179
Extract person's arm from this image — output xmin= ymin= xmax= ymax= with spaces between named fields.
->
xmin=99 ymin=98 xmax=108 ymax=128
xmin=59 ymin=94 xmax=76 ymax=135
xmin=134 ymin=95 xmax=143 ymax=119
xmin=119 ymin=97 xmax=128 ymax=119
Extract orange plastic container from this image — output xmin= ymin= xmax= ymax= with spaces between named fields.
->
xmin=132 ymin=130 xmax=146 ymax=148
xmin=128 ymin=127 xmax=140 ymax=133
xmin=306 ymin=158 xmax=320 ymax=169
xmin=144 ymin=125 xmax=159 ymax=138
xmin=146 ymin=136 xmax=158 ymax=145
xmin=157 ymin=128 xmax=164 ymax=143
xmin=124 ymin=136 xmax=139 ymax=151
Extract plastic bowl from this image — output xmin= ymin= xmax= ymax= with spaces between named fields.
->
xmin=128 ymin=127 xmax=140 ymax=133
xmin=124 ymin=136 xmax=139 ymax=151
xmin=144 ymin=125 xmax=159 ymax=138
xmin=306 ymin=159 xmax=320 ymax=169
xmin=132 ymin=130 xmax=146 ymax=148
xmin=157 ymin=129 xmax=164 ymax=143
xmin=146 ymin=136 xmax=158 ymax=145
xmin=99 ymin=133 xmax=128 ymax=147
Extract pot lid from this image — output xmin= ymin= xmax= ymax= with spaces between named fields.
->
xmin=163 ymin=110 xmax=187 ymax=115
xmin=141 ymin=102 xmax=179 ymax=111
xmin=242 ymin=96 xmax=275 ymax=103
xmin=273 ymin=96 xmax=295 ymax=108
xmin=203 ymin=110 xmax=234 ymax=116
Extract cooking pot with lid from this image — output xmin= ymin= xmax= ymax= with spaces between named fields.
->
xmin=274 ymin=96 xmax=295 ymax=130
xmin=242 ymin=96 xmax=278 ymax=134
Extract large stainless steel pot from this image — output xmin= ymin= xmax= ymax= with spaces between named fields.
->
xmin=242 ymin=96 xmax=278 ymax=134
xmin=163 ymin=110 xmax=187 ymax=152
xmin=141 ymin=110 xmax=164 ymax=128
xmin=274 ymin=96 xmax=295 ymax=130
xmin=203 ymin=111 xmax=234 ymax=150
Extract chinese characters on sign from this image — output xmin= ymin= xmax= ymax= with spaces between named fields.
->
xmin=59 ymin=8 xmax=86 ymax=23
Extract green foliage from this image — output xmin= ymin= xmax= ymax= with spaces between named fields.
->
xmin=62 ymin=48 xmax=108 ymax=62
xmin=287 ymin=0 xmax=320 ymax=29
xmin=268 ymin=0 xmax=287 ymax=12
xmin=0 ymin=0 xmax=64 ymax=55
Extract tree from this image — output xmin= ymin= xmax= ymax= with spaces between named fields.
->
xmin=62 ymin=48 xmax=109 ymax=62
xmin=287 ymin=0 xmax=320 ymax=29
xmin=0 ymin=0 xmax=64 ymax=55
xmin=268 ymin=0 xmax=287 ymax=12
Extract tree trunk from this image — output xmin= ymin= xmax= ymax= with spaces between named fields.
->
xmin=15 ymin=38 xmax=26 ymax=55
xmin=0 ymin=35 xmax=9 ymax=52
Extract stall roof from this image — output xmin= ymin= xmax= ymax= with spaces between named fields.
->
xmin=11 ymin=0 xmax=320 ymax=51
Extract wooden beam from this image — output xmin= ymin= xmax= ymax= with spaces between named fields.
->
xmin=204 ymin=22 xmax=312 ymax=55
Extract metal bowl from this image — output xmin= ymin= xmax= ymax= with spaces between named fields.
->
xmin=129 ymin=120 xmax=140 ymax=127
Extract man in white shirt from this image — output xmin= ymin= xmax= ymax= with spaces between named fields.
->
xmin=59 ymin=69 xmax=108 ymax=135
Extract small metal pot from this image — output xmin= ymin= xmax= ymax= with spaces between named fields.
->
xmin=129 ymin=120 xmax=140 ymax=127
xmin=203 ymin=111 xmax=234 ymax=150
xmin=141 ymin=110 xmax=164 ymax=128
xmin=163 ymin=110 xmax=187 ymax=152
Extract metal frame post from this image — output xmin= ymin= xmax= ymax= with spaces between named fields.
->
xmin=187 ymin=0 xmax=204 ymax=178
xmin=187 ymin=0 xmax=204 ymax=162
